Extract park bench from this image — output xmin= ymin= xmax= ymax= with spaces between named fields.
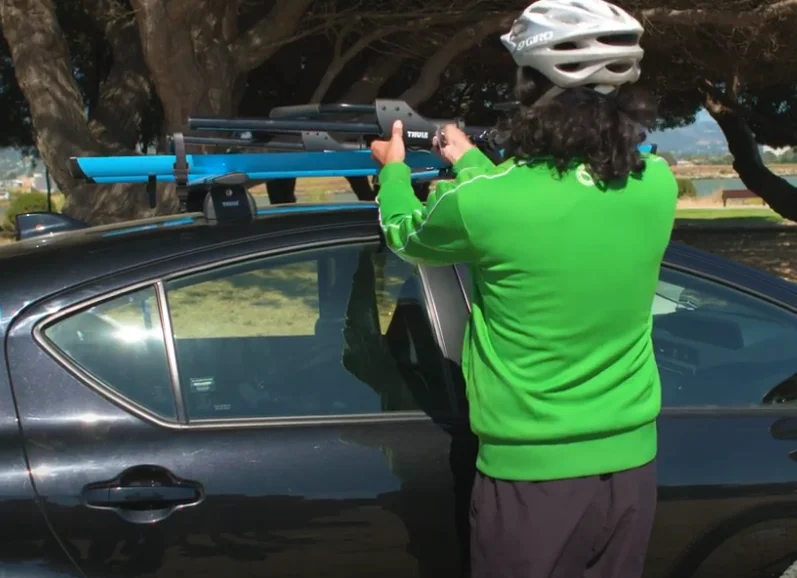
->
xmin=721 ymin=189 xmax=768 ymax=207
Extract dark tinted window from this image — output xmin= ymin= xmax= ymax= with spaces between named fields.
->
xmin=165 ymin=244 xmax=450 ymax=420
xmin=43 ymin=287 xmax=176 ymax=418
xmin=654 ymin=268 xmax=797 ymax=407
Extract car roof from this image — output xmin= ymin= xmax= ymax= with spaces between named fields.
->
xmin=1 ymin=202 xmax=377 ymax=259
xmin=0 ymin=202 xmax=379 ymax=301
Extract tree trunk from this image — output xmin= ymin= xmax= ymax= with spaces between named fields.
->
xmin=132 ymin=0 xmax=317 ymax=133
xmin=83 ymin=0 xmax=152 ymax=151
xmin=130 ymin=0 xmax=239 ymax=133
xmin=130 ymin=0 xmax=318 ymax=210
xmin=0 ymin=0 xmax=163 ymax=224
xmin=703 ymin=84 xmax=797 ymax=222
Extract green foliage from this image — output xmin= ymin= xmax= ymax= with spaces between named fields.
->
xmin=1 ymin=190 xmax=49 ymax=232
xmin=677 ymin=178 xmax=697 ymax=199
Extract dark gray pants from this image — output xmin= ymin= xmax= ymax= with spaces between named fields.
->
xmin=469 ymin=459 xmax=657 ymax=578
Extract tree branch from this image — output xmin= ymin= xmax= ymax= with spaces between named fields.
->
xmin=311 ymin=28 xmax=395 ymax=103
xmin=231 ymin=0 xmax=316 ymax=73
xmin=341 ymin=52 xmax=406 ymax=103
xmin=400 ymin=13 xmax=514 ymax=108
xmin=639 ymin=0 xmax=797 ymax=25
xmin=701 ymin=78 xmax=797 ymax=221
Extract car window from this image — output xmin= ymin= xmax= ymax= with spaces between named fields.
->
xmin=654 ymin=268 xmax=797 ymax=407
xmin=459 ymin=262 xmax=797 ymax=407
xmin=42 ymin=286 xmax=176 ymax=419
xmin=164 ymin=243 xmax=450 ymax=420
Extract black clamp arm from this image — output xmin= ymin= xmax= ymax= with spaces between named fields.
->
xmin=171 ymin=132 xmax=192 ymax=212
xmin=172 ymin=132 xmax=190 ymax=186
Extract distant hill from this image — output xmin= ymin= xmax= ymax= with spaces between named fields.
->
xmin=0 ymin=148 xmax=32 ymax=181
xmin=649 ymin=118 xmax=729 ymax=158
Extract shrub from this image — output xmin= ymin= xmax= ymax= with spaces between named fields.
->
xmin=677 ymin=178 xmax=697 ymax=199
xmin=1 ymin=191 xmax=50 ymax=233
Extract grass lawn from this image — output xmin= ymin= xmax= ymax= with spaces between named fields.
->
xmin=674 ymin=208 xmax=786 ymax=229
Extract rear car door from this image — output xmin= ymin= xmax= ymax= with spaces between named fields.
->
xmin=0 ymin=327 xmax=83 ymax=577
xmin=7 ymin=236 xmax=470 ymax=578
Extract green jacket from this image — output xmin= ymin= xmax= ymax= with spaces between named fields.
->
xmin=377 ymin=148 xmax=678 ymax=481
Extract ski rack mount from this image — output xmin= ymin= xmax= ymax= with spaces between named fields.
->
xmin=68 ymin=99 xmax=659 ymax=218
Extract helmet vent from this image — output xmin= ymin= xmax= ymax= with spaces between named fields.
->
xmin=606 ymin=61 xmax=634 ymax=73
xmin=512 ymin=21 xmax=528 ymax=35
xmin=551 ymin=11 xmax=581 ymax=24
xmin=597 ymin=34 xmax=639 ymax=46
xmin=557 ymin=62 xmax=586 ymax=72
xmin=553 ymin=41 xmax=579 ymax=51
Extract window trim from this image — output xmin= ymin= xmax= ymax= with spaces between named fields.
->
xmin=156 ymin=280 xmax=186 ymax=423
xmin=33 ymin=235 xmax=457 ymax=430
xmin=660 ymin=262 xmax=797 ymax=319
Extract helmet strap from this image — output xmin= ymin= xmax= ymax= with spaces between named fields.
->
xmin=530 ymin=86 xmax=565 ymax=108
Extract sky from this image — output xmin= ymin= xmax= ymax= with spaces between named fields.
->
xmin=695 ymin=108 xmax=711 ymax=122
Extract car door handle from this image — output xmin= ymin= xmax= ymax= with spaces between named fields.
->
xmin=83 ymin=484 xmax=201 ymax=508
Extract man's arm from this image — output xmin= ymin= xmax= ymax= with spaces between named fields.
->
xmin=450 ymin=147 xmax=497 ymax=179
xmin=377 ymin=149 xmax=496 ymax=265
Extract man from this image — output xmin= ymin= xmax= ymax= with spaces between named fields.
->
xmin=369 ymin=0 xmax=678 ymax=576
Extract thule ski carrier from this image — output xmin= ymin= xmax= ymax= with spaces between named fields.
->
xmin=68 ymin=98 xmax=660 ymax=214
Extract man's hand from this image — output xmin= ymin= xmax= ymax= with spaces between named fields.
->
xmin=370 ymin=120 xmax=406 ymax=166
xmin=433 ymin=124 xmax=475 ymax=165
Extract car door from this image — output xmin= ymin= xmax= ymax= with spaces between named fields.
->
xmin=7 ymin=238 xmax=470 ymax=578
xmin=454 ymin=261 xmax=797 ymax=578
xmin=645 ymin=264 xmax=797 ymax=578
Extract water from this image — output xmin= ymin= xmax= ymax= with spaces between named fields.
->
xmin=694 ymin=177 xmax=797 ymax=197
xmin=291 ymin=179 xmax=790 ymax=201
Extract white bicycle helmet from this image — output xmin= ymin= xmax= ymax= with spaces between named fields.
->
xmin=500 ymin=0 xmax=644 ymax=92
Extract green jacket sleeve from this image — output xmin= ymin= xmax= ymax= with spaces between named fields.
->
xmin=376 ymin=148 xmax=493 ymax=265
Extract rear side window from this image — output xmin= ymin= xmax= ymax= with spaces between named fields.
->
xmin=42 ymin=287 xmax=176 ymax=419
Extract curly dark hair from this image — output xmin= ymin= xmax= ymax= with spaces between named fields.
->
xmin=495 ymin=66 xmax=658 ymax=186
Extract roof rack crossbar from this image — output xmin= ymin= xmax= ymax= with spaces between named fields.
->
xmin=188 ymin=117 xmax=378 ymax=135
xmin=268 ymin=103 xmax=376 ymax=119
